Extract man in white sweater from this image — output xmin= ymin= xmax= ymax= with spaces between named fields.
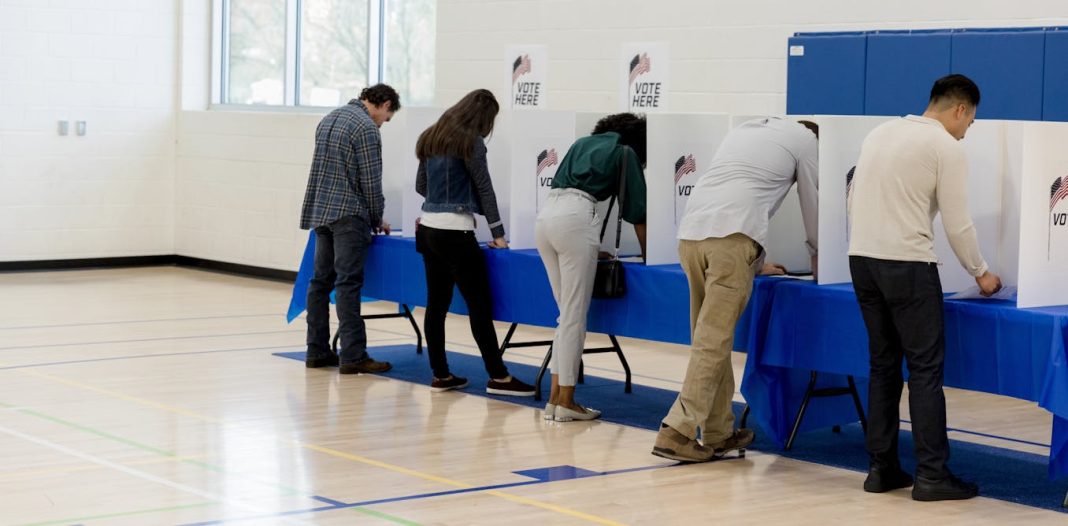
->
xmin=848 ymin=74 xmax=1002 ymax=501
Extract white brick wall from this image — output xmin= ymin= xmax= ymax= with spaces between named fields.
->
xmin=0 ymin=0 xmax=177 ymax=261
xmin=175 ymin=110 xmax=320 ymax=272
xmin=434 ymin=0 xmax=1068 ymax=113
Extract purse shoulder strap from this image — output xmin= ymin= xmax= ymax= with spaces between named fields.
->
xmin=597 ymin=146 xmax=630 ymax=254
xmin=613 ymin=148 xmax=629 ymax=256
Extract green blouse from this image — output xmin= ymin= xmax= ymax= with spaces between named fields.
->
xmin=550 ymin=132 xmax=647 ymax=224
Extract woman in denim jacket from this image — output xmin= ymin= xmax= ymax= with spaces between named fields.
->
xmin=414 ymin=89 xmax=535 ymax=396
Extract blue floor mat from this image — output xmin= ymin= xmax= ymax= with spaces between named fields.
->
xmin=275 ymin=344 xmax=1068 ymax=512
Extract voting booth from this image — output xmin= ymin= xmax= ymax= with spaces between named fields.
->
xmin=645 ymin=113 xmax=816 ymax=270
xmin=483 ymin=109 xmax=514 ymax=242
xmin=575 ymin=111 xmax=645 ymax=259
xmin=755 ymin=116 xmax=815 ymax=273
xmin=815 ymin=115 xmax=896 ymax=285
xmin=379 ymin=112 xmax=410 ymax=233
xmin=1019 ymin=121 xmax=1068 ymax=308
xmin=816 ymin=116 xmax=1013 ymax=291
xmin=507 ymin=110 xmax=577 ymax=249
xmin=394 ymin=107 xmax=511 ymax=243
xmin=399 ymin=107 xmax=444 ymax=238
xmin=645 ymin=113 xmax=731 ymax=265
xmin=933 ymin=120 xmax=1020 ymax=292
xmin=815 ymin=116 xmax=1036 ymax=297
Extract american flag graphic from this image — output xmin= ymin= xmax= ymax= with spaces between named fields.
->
xmin=512 ymin=55 xmax=532 ymax=84
xmin=846 ymin=166 xmax=856 ymax=197
xmin=536 ymin=148 xmax=558 ymax=176
xmin=1052 ymin=176 xmax=1068 ymax=212
xmin=629 ymin=53 xmax=651 ymax=85
xmin=674 ymin=154 xmax=696 ymax=184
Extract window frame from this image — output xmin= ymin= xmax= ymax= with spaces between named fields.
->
xmin=211 ymin=0 xmax=389 ymax=109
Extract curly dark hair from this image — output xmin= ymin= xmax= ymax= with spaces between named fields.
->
xmin=359 ymin=84 xmax=402 ymax=112
xmin=592 ymin=112 xmax=647 ymax=166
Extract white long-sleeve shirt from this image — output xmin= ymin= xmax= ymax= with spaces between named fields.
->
xmin=847 ymin=115 xmax=988 ymax=277
xmin=677 ymin=117 xmax=819 ymax=255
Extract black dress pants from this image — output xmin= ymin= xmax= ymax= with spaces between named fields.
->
xmin=849 ymin=255 xmax=951 ymax=480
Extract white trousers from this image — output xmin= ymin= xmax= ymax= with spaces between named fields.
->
xmin=534 ymin=189 xmax=601 ymax=387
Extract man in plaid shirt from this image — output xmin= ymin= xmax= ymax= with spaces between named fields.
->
xmin=301 ymin=84 xmax=400 ymax=374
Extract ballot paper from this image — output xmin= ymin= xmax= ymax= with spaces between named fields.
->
xmin=769 ymin=273 xmax=814 ymax=281
xmin=948 ymin=285 xmax=1018 ymax=301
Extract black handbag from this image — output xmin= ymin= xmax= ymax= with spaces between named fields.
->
xmin=592 ymin=148 xmax=630 ymax=299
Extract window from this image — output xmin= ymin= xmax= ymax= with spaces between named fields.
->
xmin=225 ymin=0 xmax=287 ymax=105
xmin=384 ymin=0 xmax=435 ymax=106
xmin=217 ymin=0 xmax=435 ymax=107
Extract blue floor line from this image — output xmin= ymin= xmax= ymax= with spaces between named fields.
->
xmin=181 ymin=463 xmax=681 ymax=526
xmin=310 ymin=495 xmax=348 ymax=506
xmin=901 ymin=419 xmax=1052 ymax=449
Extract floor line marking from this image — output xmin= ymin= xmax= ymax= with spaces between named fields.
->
xmin=298 ymin=443 xmax=625 ymax=525
xmin=0 ymin=328 xmax=304 ymax=352
xmin=16 ymin=502 xmax=217 ymax=526
xmin=0 ymin=401 xmax=303 ymax=497
xmin=0 ymin=312 xmax=283 ymax=331
xmin=349 ymin=507 xmax=424 ymax=526
xmin=181 ymin=463 xmax=682 ymax=526
xmin=0 ymin=403 xmax=420 ymax=525
xmin=16 ymin=369 xmax=221 ymax=422
xmin=0 ymin=336 xmax=409 ymax=371
xmin=0 ymin=423 xmax=312 ymax=526
xmin=0 ymin=453 xmax=209 ymax=481
xmin=8 ymin=367 xmax=625 ymax=525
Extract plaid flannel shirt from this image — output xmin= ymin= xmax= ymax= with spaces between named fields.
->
xmin=300 ymin=100 xmax=384 ymax=230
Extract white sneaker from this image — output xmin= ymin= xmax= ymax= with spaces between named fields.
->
xmin=554 ymin=405 xmax=601 ymax=422
xmin=543 ymin=403 xmax=556 ymax=420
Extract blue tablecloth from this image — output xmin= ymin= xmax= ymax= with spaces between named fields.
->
xmin=739 ymin=279 xmax=1068 ymax=480
xmin=287 ymin=233 xmax=768 ymax=348
xmin=287 ymin=233 xmax=1068 ymax=479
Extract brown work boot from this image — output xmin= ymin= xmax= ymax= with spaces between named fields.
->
xmin=707 ymin=428 xmax=755 ymax=457
xmin=339 ymin=357 xmax=392 ymax=374
xmin=651 ymin=425 xmax=716 ymax=463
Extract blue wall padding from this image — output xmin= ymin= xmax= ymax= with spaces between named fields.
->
xmin=786 ymin=33 xmax=867 ymax=115
xmin=865 ymin=31 xmax=952 ymax=117
xmin=1043 ymin=28 xmax=1068 ymax=121
xmin=949 ymin=29 xmax=1045 ymax=120
xmin=789 ymin=27 xmax=1062 ymax=122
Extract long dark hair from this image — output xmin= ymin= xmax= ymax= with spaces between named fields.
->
xmin=416 ymin=89 xmax=499 ymax=161
xmin=592 ymin=113 xmax=647 ymax=166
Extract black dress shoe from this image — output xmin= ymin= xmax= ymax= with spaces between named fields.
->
xmin=912 ymin=474 xmax=979 ymax=501
xmin=863 ymin=467 xmax=914 ymax=493
xmin=305 ymin=353 xmax=339 ymax=368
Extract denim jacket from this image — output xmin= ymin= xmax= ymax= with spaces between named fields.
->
xmin=416 ymin=137 xmax=505 ymax=238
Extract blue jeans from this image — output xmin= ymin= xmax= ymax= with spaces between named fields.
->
xmin=306 ymin=215 xmax=372 ymax=365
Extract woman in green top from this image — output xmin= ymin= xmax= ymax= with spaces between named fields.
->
xmin=534 ymin=113 xmax=647 ymax=422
